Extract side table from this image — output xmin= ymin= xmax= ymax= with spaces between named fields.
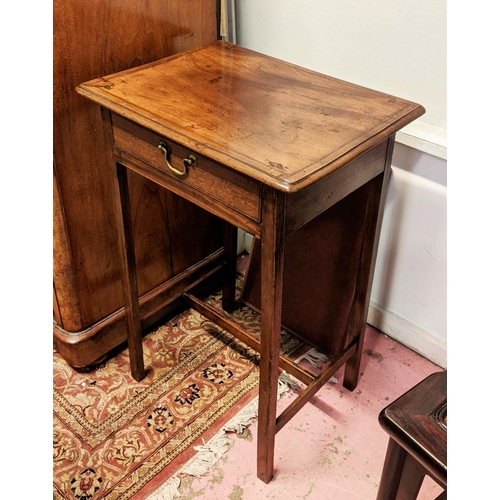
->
xmin=76 ymin=41 xmax=425 ymax=483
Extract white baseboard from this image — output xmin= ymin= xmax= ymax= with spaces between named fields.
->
xmin=396 ymin=120 xmax=447 ymax=160
xmin=236 ymin=228 xmax=246 ymax=255
xmin=237 ymin=229 xmax=254 ymax=254
xmin=367 ymin=301 xmax=447 ymax=369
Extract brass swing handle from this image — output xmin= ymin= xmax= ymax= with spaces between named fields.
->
xmin=158 ymin=141 xmax=197 ymax=176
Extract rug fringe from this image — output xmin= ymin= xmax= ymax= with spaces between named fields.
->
xmin=146 ymin=372 xmax=295 ymax=499
xmin=294 ymin=347 xmax=329 ymax=368
xmin=294 ymin=348 xmax=338 ymax=384
xmin=145 ymin=476 xmax=181 ymax=500
xmin=179 ymin=433 xmax=233 ymax=478
xmin=276 ymin=370 xmax=301 ymax=391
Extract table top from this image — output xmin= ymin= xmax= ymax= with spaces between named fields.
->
xmin=77 ymin=41 xmax=425 ymax=192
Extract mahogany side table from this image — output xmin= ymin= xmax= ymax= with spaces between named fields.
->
xmin=77 ymin=41 xmax=425 ymax=483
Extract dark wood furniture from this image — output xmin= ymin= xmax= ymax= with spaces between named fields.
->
xmin=53 ymin=0 xmax=224 ymax=369
xmin=377 ymin=371 xmax=447 ymax=500
xmin=76 ymin=41 xmax=425 ymax=482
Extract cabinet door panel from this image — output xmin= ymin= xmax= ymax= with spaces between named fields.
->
xmin=53 ymin=0 xmax=221 ymax=362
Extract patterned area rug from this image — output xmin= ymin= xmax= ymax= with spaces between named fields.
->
xmin=53 ymin=289 xmax=306 ymax=500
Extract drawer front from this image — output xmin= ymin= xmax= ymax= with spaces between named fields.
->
xmin=111 ymin=115 xmax=261 ymax=222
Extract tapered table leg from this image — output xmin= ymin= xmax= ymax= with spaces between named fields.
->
xmin=344 ymin=137 xmax=394 ymax=390
xmin=111 ymin=162 xmax=145 ymax=381
xmin=256 ymin=186 xmax=286 ymax=483
xmin=376 ymin=438 xmax=426 ymax=500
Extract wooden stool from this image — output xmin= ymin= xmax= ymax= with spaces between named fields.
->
xmin=376 ymin=371 xmax=447 ymax=500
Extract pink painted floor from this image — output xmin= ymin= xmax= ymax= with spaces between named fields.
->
xmin=174 ymin=323 xmax=445 ymax=500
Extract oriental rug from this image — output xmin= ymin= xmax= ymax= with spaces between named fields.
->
xmin=53 ymin=289 xmax=308 ymax=500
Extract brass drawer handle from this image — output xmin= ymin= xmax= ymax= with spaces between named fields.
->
xmin=158 ymin=141 xmax=197 ymax=176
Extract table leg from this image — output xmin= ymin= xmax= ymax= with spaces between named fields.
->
xmin=376 ymin=438 xmax=426 ymax=500
xmin=111 ymin=162 xmax=145 ymax=381
xmin=257 ymin=186 xmax=286 ymax=483
xmin=222 ymin=222 xmax=237 ymax=313
xmin=344 ymin=136 xmax=394 ymax=390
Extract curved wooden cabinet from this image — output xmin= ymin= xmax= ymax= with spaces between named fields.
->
xmin=53 ymin=0 xmax=224 ymax=368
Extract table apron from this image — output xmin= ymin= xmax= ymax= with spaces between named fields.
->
xmin=114 ymin=148 xmax=263 ymax=237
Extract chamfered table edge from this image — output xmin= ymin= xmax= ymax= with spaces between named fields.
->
xmin=75 ymin=40 xmax=425 ymax=193
xmin=75 ymin=84 xmax=424 ymax=193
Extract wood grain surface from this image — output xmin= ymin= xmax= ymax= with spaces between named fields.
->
xmin=77 ymin=41 xmax=425 ymax=191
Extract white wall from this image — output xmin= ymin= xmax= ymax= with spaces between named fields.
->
xmin=235 ymin=0 xmax=446 ymax=129
xmin=235 ymin=0 xmax=447 ymax=367
xmin=369 ymin=147 xmax=447 ymax=367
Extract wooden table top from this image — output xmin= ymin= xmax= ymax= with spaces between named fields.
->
xmin=380 ymin=371 xmax=447 ymax=484
xmin=77 ymin=41 xmax=425 ymax=192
